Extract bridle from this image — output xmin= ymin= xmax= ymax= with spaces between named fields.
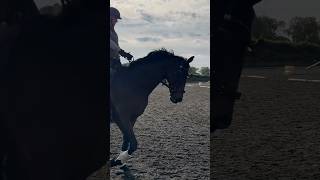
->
xmin=161 ymin=79 xmax=186 ymax=94
xmin=161 ymin=62 xmax=189 ymax=94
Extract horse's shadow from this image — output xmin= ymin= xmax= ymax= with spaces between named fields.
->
xmin=115 ymin=165 xmax=136 ymax=180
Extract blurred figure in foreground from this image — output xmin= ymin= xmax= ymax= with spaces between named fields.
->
xmin=212 ymin=0 xmax=262 ymax=134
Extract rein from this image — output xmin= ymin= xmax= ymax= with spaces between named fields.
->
xmin=126 ymin=57 xmax=172 ymax=93
xmin=161 ymin=79 xmax=185 ymax=94
xmin=128 ymin=56 xmax=134 ymax=63
xmin=161 ymin=80 xmax=170 ymax=88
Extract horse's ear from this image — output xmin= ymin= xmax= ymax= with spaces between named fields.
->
xmin=187 ymin=56 xmax=194 ymax=63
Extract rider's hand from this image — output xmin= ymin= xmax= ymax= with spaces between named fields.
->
xmin=125 ymin=52 xmax=133 ymax=61
xmin=119 ymin=49 xmax=133 ymax=61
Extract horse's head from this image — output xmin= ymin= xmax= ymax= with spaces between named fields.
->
xmin=165 ymin=56 xmax=194 ymax=103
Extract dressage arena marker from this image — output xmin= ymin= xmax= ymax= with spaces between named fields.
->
xmin=185 ymin=82 xmax=210 ymax=88
xmin=242 ymin=75 xmax=320 ymax=83
xmin=284 ymin=65 xmax=296 ymax=75
xmin=288 ymin=78 xmax=320 ymax=83
xmin=198 ymin=82 xmax=210 ymax=88
xmin=243 ymin=75 xmax=266 ymax=79
xmin=306 ymin=60 xmax=320 ymax=70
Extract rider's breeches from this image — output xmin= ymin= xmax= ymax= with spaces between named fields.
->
xmin=212 ymin=27 xmax=249 ymax=131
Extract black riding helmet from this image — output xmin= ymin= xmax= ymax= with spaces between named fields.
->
xmin=110 ymin=7 xmax=121 ymax=19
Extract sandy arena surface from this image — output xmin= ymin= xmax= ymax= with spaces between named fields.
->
xmin=89 ymin=66 xmax=320 ymax=180
xmin=107 ymin=84 xmax=210 ymax=179
xmin=212 ymin=67 xmax=320 ymax=179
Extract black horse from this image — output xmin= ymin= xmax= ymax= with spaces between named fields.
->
xmin=1 ymin=1 xmax=108 ymax=179
xmin=110 ymin=49 xmax=194 ymax=166
xmin=212 ymin=0 xmax=262 ymax=133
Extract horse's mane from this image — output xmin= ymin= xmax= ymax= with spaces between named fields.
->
xmin=146 ymin=48 xmax=175 ymax=57
xmin=129 ymin=48 xmax=183 ymax=68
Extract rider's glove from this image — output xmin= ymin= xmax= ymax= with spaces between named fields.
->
xmin=119 ymin=49 xmax=133 ymax=61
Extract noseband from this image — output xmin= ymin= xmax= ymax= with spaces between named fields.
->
xmin=161 ymin=79 xmax=185 ymax=94
xmin=161 ymin=63 xmax=188 ymax=94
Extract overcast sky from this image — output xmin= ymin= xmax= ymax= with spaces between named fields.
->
xmin=254 ymin=0 xmax=320 ymax=22
xmin=33 ymin=0 xmax=320 ymax=68
xmin=110 ymin=0 xmax=210 ymax=68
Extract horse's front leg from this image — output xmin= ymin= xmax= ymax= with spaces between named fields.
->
xmin=114 ymin=132 xmax=137 ymax=169
xmin=111 ymin=135 xmax=131 ymax=167
xmin=114 ymin=115 xmax=138 ymax=166
xmin=123 ymin=117 xmax=138 ymax=155
xmin=121 ymin=134 xmax=130 ymax=151
xmin=116 ymin=129 xmax=137 ymax=159
xmin=111 ymin=137 xmax=132 ymax=167
xmin=127 ymin=132 xmax=137 ymax=155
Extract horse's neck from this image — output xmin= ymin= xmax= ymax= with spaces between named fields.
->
xmin=129 ymin=60 xmax=166 ymax=95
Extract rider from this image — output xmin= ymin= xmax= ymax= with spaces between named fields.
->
xmin=109 ymin=7 xmax=134 ymax=167
xmin=110 ymin=7 xmax=133 ymax=73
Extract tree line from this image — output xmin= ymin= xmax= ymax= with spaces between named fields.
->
xmin=244 ymin=16 xmax=320 ymax=67
xmin=252 ymin=16 xmax=320 ymax=45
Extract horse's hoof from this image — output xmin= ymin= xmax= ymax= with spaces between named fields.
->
xmin=110 ymin=158 xmax=123 ymax=167
xmin=120 ymin=164 xmax=129 ymax=171
xmin=116 ymin=150 xmax=131 ymax=162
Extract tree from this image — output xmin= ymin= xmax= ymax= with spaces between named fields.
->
xmin=252 ymin=16 xmax=286 ymax=40
xmin=189 ymin=66 xmax=200 ymax=75
xmin=286 ymin=16 xmax=320 ymax=44
xmin=199 ymin=67 xmax=210 ymax=76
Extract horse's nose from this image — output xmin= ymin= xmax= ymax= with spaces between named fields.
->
xmin=170 ymin=96 xmax=182 ymax=103
xmin=170 ymin=97 xmax=178 ymax=103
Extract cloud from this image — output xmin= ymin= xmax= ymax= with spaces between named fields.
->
xmin=136 ymin=37 xmax=162 ymax=42
xmin=188 ymin=32 xmax=202 ymax=37
xmin=139 ymin=11 xmax=155 ymax=23
xmin=111 ymin=0 xmax=210 ymax=68
xmin=171 ymin=11 xmax=198 ymax=19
